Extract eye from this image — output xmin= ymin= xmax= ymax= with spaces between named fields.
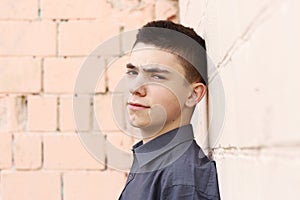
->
xmin=126 ymin=70 xmax=138 ymax=76
xmin=151 ymin=74 xmax=166 ymax=80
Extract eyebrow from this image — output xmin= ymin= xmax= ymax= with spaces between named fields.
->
xmin=126 ymin=63 xmax=136 ymax=69
xmin=126 ymin=63 xmax=171 ymax=73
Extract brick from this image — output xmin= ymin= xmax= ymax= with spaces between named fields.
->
xmin=43 ymin=133 xmax=105 ymax=170
xmin=119 ymin=3 xmax=155 ymax=31
xmin=0 ymin=96 xmax=25 ymax=132
xmin=217 ymin=45 xmax=291 ymax=147
xmin=214 ymin=60 xmax=267 ymax=147
xmin=155 ymin=0 xmax=178 ymax=21
xmin=203 ymin=0 xmax=222 ymax=65
xmin=239 ymin=0 xmax=300 ymax=145
xmin=208 ymin=0 xmax=241 ymax=64
xmin=63 ymin=170 xmax=127 ymax=200
xmin=213 ymin=64 xmax=240 ymax=147
xmin=92 ymin=93 xmax=135 ymax=171
xmin=179 ymin=0 xmax=206 ymax=36
xmin=0 ymin=21 xmax=56 ymax=56
xmin=6 ymin=96 xmax=26 ymax=132
xmin=14 ymin=133 xmax=42 ymax=170
xmin=106 ymin=55 xmax=129 ymax=92
xmin=204 ymin=0 xmax=271 ymax=64
xmin=213 ymin=152 xmax=262 ymax=200
xmin=105 ymin=133 xmax=134 ymax=171
xmin=27 ymin=95 xmax=57 ymax=131
xmin=0 ymin=133 xmax=12 ymax=169
xmin=106 ymin=131 xmax=135 ymax=152
xmin=59 ymin=19 xmax=120 ymax=56
xmin=214 ymin=147 xmax=300 ymax=200
xmin=261 ymin=158 xmax=300 ymax=200
xmin=105 ymin=131 xmax=135 ymax=171
xmin=108 ymin=0 xmax=141 ymax=9
xmin=0 ymin=58 xmax=41 ymax=93
xmin=44 ymin=57 xmax=82 ymax=93
xmin=235 ymin=0 xmax=273 ymax=39
xmin=42 ymin=0 xmax=113 ymax=19
xmin=0 ymin=0 xmax=38 ymax=19
xmin=215 ymin=1 xmax=300 ymax=147
xmin=73 ymin=56 xmax=107 ymax=94
xmin=0 ymin=96 xmax=8 ymax=132
xmin=44 ymin=57 xmax=106 ymax=94
xmin=93 ymin=94 xmax=126 ymax=131
xmin=59 ymin=96 xmax=74 ymax=131
xmin=214 ymin=0 xmax=300 ymax=147
xmin=0 ymin=171 xmax=61 ymax=200
xmin=60 ymin=95 xmax=91 ymax=131
xmin=259 ymin=146 xmax=300 ymax=199
xmin=95 ymin=68 xmax=107 ymax=94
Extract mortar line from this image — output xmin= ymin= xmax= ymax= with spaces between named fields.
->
xmin=41 ymin=136 xmax=44 ymax=169
xmin=11 ymin=133 xmax=16 ymax=171
xmin=56 ymin=96 xmax=60 ymax=132
xmin=89 ymin=95 xmax=93 ymax=132
xmin=60 ymin=172 xmax=64 ymax=200
xmin=213 ymin=142 xmax=300 ymax=152
xmin=38 ymin=0 xmax=42 ymax=20
xmin=40 ymin=58 xmax=44 ymax=93
xmin=56 ymin=22 xmax=60 ymax=57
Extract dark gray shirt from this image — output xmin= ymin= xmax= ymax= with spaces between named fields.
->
xmin=118 ymin=125 xmax=220 ymax=200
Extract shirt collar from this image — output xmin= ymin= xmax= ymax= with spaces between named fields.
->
xmin=131 ymin=124 xmax=194 ymax=169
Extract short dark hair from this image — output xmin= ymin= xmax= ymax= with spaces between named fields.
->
xmin=133 ymin=20 xmax=207 ymax=85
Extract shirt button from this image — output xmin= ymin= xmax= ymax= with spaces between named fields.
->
xmin=128 ymin=174 xmax=134 ymax=181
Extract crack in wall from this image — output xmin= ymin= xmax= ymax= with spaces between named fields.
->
xmin=217 ymin=0 xmax=285 ymax=70
xmin=208 ymin=0 xmax=286 ymax=84
xmin=196 ymin=0 xmax=209 ymax=34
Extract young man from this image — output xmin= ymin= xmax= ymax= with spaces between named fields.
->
xmin=118 ymin=20 xmax=220 ymax=200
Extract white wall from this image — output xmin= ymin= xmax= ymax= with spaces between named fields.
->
xmin=180 ymin=0 xmax=300 ymax=199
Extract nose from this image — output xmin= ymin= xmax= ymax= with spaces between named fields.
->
xmin=129 ymin=83 xmax=147 ymax=97
xmin=128 ymin=76 xmax=147 ymax=97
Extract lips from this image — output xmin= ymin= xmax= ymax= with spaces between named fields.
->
xmin=127 ymin=102 xmax=150 ymax=111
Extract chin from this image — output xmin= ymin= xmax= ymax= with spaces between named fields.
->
xmin=129 ymin=120 xmax=151 ymax=128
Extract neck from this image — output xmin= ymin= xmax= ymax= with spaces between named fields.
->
xmin=141 ymin=119 xmax=190 ymax=144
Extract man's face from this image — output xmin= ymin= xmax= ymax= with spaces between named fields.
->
xmin=125 ymin=44 xmax=192 ymax=135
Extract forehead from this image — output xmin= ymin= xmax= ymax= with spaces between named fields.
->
xmin=130 ymin=44 xmax=185 ymax=75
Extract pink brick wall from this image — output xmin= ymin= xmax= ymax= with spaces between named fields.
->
xmin=0 ymin=0 xmax=178 ymax=199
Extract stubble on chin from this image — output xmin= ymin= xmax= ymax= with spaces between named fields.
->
xmin=127 ymin=109 xmax=152 ymax=128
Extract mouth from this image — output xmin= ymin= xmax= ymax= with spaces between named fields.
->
xmin=127 ymin=102 xmax=151 ymax=111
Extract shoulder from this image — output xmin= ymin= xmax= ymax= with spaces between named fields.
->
xmin=161 ymin=141 xmax=219 ymax=198
xmin=169 ymin=140 xmax=215 ymax=173
xmin=162 ymin=184 xmax=220 ymax=200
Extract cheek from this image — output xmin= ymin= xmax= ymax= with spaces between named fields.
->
xmin=151 ymin=89 xmax=182 ymax=113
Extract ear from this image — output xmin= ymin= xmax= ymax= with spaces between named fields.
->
xmin=185 ymin=83 xmax=206 ymax=108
